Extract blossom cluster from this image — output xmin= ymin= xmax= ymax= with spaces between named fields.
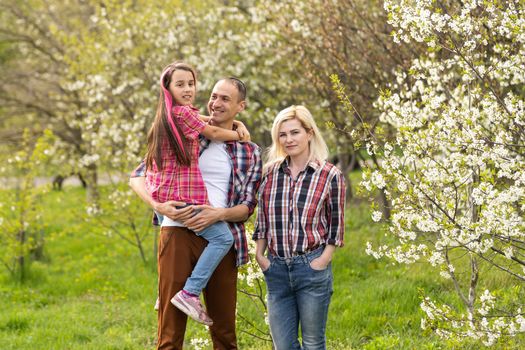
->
xmin=421 ymin=292 xmax=525 ymax=346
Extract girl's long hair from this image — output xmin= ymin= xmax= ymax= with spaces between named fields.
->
xmin=146 ymin=62 xmax=196 ymax=170
xmin=264 ymin=105 xmax=328 ymax=172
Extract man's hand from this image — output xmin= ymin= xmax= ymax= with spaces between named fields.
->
xmin=154 ymin=201 xmax=194 ymax=222
xmin=183 ymin=205 xmax=224 ymax=232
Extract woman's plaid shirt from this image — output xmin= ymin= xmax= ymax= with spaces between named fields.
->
xmin=253 ymin=159 xmax=346 ymax=258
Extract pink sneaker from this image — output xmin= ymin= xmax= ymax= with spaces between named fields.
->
xmin=170 ymin=290 xmax=213 ymax=326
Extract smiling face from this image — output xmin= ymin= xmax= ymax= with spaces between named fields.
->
xmin=207 ymin=80 xmax=245 ymax=128
xmin=278 ymin=118 xmax=313 ymax=159
xmin=168 ymin=69 xmax=196 ymax=106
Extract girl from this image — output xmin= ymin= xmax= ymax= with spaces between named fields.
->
xmin=146 ymin=61 xmax=248 ymax=326
xmin=253 ymin=105 xmax=346 ymax=349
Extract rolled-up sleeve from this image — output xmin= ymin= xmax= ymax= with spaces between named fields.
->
xmin=253 ymin=176 xmax=268 ymax=240
xmin=173 ymin=105 xmax=205 ymax=140
xmin=237 ymin=144 xmax=262 ymax=216
xmin=326 ymin=170 xmax=346 ymax=246
xmin=130 ymin=160 xmax=147 ymax=178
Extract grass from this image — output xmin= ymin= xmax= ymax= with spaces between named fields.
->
xmin=0 ymin=184 xmax=524 ymax=349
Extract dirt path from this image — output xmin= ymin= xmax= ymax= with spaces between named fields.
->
xmin=0 ymin=173 xmax=124 ymax=189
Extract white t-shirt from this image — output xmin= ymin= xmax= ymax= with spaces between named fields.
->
xmin=161 ymin=141 xmax=232 ymax=227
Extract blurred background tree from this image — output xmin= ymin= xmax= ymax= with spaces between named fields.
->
xmin=0 ymin=129 xmax=54 ymax=281
xmin=0 ymin=0 xmax=417 ymax=203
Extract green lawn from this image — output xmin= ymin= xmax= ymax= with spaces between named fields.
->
xmin=0 ymin=186 xmax=523 ymax=349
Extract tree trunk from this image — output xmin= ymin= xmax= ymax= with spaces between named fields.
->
xmin=30 ymin=228 xmax=46 ymax=261
xmin=346 ymin=152 xmax=358 ymax=200
xmin=135 ymin=232 xmax=147 ymax=265
xmin=379 ymin=188 xmax=391 ymax=220
xmin=52 ymin=175 xmax=65 ymax=190
xmin=18 ymin=229 xmax=25 ymax=282
xmin=370 ymin=153 xmax=391 ymax=220
xmin=85 ymin=163 xmax=99 ymax=205
xmin=339 ymin=152 xmax=353 ymax=200
xmin=77 ymin=173 xmax=87 ymax=188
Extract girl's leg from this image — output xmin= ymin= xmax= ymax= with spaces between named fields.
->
xmin=182 ymin=221 xmax=233 ymax=296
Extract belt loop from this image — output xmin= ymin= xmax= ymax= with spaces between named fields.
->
xmin=302 ymin=254 xmax=309 ymax=264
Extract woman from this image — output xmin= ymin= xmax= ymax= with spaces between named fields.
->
xmin=253 ymin=105 xmax=346 ymax=349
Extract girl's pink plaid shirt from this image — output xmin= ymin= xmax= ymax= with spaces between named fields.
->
xmin=145 ymin=105 xmax=208 ymax=205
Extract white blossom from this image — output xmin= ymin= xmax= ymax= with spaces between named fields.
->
xmin=190 ymin=338 xmax=210 ymax=350
xmin=372 ymin=211 xmax=383 ymax=222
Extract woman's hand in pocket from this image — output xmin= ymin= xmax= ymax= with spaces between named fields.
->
xmin=309 ymin=256 xmax=329 ymax=271
xmin=256 ymin=254 xmax=271 ymax=272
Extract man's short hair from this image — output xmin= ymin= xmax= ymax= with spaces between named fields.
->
xmin=223 ymin=77 xmax=247 ymax=102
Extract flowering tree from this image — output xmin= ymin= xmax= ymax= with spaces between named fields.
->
xmin=0 ymin=130 xmax=54 ymax=281
xmin=363 ymin=0 xmax=525 ymax=345
xmin=0 ymin=0 xmax=101 ymax=201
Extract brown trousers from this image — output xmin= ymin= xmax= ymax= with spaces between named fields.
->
xmin=157 ymin=226 xmax=238 ymax=350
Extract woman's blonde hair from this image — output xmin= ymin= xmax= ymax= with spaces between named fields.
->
xmin=265 ymin=105 xmax=328 ymax=170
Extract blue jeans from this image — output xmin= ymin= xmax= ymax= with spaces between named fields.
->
xmin=264 ymin=246 xmax=333 ymax=350
xmin=183 ymin=221 xmax=234 ymax=296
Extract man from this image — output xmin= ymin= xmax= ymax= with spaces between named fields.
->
xmin=129 ymin=77 xmax=262 ymax=350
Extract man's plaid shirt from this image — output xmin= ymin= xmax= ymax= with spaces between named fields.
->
xmin=132 ymin=136 xmax=262 ymax=266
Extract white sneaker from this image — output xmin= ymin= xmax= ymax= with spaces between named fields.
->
xmin=154 ymin=297 xmax=160 ymax=311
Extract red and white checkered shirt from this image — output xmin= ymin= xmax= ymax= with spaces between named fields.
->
xmin=145 ymin=105 xmax=207 ymax=205
xmin=254 ymin=159 xmax=346 ymax=258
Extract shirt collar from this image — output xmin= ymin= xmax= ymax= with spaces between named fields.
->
xmin=279 ymin=157 xmax=322 ymax=172
xmin=199 ymin=135 xmax=237 ymax=148
xmin=188 ymin=104 xmax=200 ymax=112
